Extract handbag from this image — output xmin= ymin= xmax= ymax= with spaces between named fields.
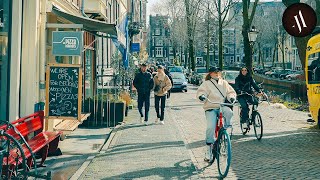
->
xmin=209 ymin=80 xmax=233 ymax=110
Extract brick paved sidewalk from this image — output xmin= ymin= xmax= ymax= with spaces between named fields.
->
xmin=79 ymin=102 xmax=199 ymax=179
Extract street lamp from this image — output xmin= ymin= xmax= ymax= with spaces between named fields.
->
xmin=248 ymin=26 xmax=258 ymax=69
xmin=248 ymin=26 xmax=258 ymax=44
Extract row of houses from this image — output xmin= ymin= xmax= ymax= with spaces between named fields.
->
xmin=0 ymin=0 xmax=147 ymax=122
xmin=147 ymin=1 xmax=304 ymax=70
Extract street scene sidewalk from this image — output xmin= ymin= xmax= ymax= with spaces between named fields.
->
xmin=79 ymin=97 xmax=199 ymax=179
xmin=37 ymin=127 xmax=112 ymax=179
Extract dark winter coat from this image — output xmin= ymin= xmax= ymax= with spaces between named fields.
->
xmin=133 ymin=71 xmax=154 ymax=94
xmin=234 ymin=72 xmax=260 ymax=94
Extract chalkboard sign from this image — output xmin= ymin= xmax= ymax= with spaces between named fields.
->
xmin=46 ymin=64 xmax=82 ymax=120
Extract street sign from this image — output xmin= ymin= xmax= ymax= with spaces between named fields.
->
xmin=131 ymin=43 xmax=140 ymax=52
xmin=52 ymin=31 xmax=83 ymax=56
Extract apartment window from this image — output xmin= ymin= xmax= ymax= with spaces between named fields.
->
xmin=156 ymin=47 xmax=163 ymax=57
xmin=237 ymin=56 xmax=240 ymax=62
xmin=230 ymin=56 xmax=234 ymax=63
xmin=156 ymin=39 xmax=163 ymax=46
xmin=225 ymin=47 xmax=229 ymax=54
xmin=230 ymin=47 xmax=234 ymax=54
xmin=155 ymin=28 xmax=160 ymax=35
xmin=152 ymin=50 xmax=154 ymax=57
xmin=169 ymin=47 xmax=173 ymax=54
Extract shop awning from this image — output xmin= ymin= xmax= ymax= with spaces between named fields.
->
xmin=52 ymin=7 xmax=117 ymax=37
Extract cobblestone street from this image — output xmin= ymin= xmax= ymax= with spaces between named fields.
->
xmin=170 ymin=85 xmax=320 ymax=179
xmin=79 ymin=85 xmax=320 ymax=179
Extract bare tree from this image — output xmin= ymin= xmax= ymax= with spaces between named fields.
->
xmin=253 ymin=4 xmax=285 ymax=69
xmin=212 ymin=0 xmax=238 ymax=69
xmin=184 ymin=0 xmax=205 ymax=71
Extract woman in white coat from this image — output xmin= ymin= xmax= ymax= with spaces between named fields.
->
xmin=196 ymin=66 xmax=236 ymax=163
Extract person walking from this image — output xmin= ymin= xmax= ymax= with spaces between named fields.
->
xmin=133 ymin=63 xmax=154 ymax=125
xmin=153 ymin=65 xmax=172 ymax=125
xmin=197 ymin=66 xmax=236 ymax=163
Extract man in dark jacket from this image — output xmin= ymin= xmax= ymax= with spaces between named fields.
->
xmin=133 ymin=63 xmax=154 ymax=125
xmin=234 ymin=67 xmax=262 ymax=124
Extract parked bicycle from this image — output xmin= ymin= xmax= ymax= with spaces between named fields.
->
xmin=238 ymin=87 xmax=269 ymax=140
xmin=203 ymin=96 xmax=235 ymax=178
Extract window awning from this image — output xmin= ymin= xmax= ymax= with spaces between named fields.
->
xmin=52 ymin=7 xmax=117 ymax=37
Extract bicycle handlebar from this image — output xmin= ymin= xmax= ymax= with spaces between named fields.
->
xmin=203 ymin=96 xmax=237 ymax=106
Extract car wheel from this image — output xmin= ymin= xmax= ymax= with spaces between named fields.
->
xmin=288 ymin=77 xmax=292 ymax=81
xmin=185 ymin=89 xmax=188 ymax=92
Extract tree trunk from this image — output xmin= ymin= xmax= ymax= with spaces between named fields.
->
xmin=242 ymin=0 xmax=252 ymax=72
xmin=258 ymin=43 xmax=261 ymax=65
xmin=272 ymin=43 xmax=277 ymax=67
xmin=242 ymin=0 xmax=259 ymax=73
xmin=206 ymin=3 xmax=210 ymax=71
xmin=218 ymin=0 xmax=223 ymax=69
xmin=173 ymin=43 xmax=177 ymax=59
xmin=184 ymin=0 xmax=195 ymax=71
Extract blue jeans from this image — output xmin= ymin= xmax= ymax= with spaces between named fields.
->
xmin=205 ymin=107 xmax=233 ymax=145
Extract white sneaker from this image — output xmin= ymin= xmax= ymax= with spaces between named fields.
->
xmin=144 ymin=121 xmax=148 ymax=126
xmin=204 ymin=145 xmax=213 ymax=163
xmin=155 ymin=118 xmax=160 ymax=124
xmin=140 ymin=117 xmax=144 ymax=123
xmin=160 ymin=121 xmax=164 ymax=125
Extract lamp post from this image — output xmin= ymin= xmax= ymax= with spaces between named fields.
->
xmin=285 ymin=46 xmax=288 ymax=70
xmin=248 ymin=26 xmax=258 ymax=72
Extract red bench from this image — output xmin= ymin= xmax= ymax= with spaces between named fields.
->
xmin=1 ymin=111 xmax=62 ymax=168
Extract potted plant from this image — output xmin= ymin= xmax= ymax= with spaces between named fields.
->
xmin=104 ymin=93 xmax=126 ymax=127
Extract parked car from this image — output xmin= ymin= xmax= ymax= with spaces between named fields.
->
xmin=222 ymin=70 xmax=238 ymax=88
xmin=193 ymin=67 xmax=207 ymax=85
xmin=269 ymin=69 xmax=290 ymax=78
xmin=279 ymin=70 xmax=297 ymax=80
xmin=171 ymin=72 xmax=188 ymax=92
xmin=286 ymin=71 xmax=303 ymax=81
xmin=168 ymin=66 xmax=184 ymax=73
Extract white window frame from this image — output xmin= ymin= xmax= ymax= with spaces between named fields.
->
xmin=156 ymin=47 xmax=163 ymax=57
xmin=155 ymin=28 xmax=160 ymax=35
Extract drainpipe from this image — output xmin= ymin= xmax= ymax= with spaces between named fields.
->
xmin=39 ymin=0 xmax=46 ymax=110
xmin=81 ymin=0 xmax=89 ymax=17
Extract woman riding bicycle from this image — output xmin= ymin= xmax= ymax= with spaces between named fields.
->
xmin=234 ymin=67 xmax=262 ymax=124
xmin=196 ymin=66 xmax=237 ymax=163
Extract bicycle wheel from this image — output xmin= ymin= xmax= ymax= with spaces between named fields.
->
xmin=253 ymin=112 xmax=263 ymax=140
xmin=216 ymin=129 xmax=232 ymax=178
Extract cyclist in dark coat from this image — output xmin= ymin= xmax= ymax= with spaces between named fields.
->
xmin=234 ymin=67 xmax=262 ymax=123
xmin=133 ymin=63 xmax=154 ymax=124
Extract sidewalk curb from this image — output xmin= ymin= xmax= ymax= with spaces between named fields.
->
xmin=69 ymin=123 xmax=123 ymax=180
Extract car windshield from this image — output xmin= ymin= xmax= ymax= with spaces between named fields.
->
xmin=168 ymin=66 xmax=183 ymax=72
xmin=224 ymin=71 xmax=238 ymax=81
xmin=196 ymin=68 xmax=207 ymax=73
xmin=172 ymin=73 xmax=185 ymax=79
